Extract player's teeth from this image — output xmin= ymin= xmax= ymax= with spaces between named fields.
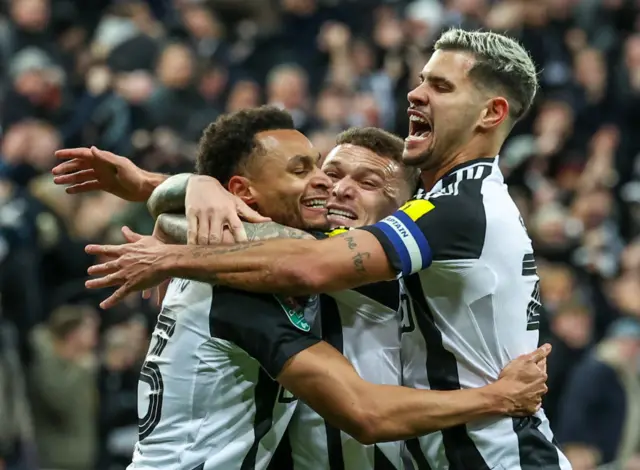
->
xmin=410 ymin=115 xmax=429 ymax=124
xmin=329 ymin=210 xmax=355 ymax=219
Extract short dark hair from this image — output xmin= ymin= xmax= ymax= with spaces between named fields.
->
xmin=195 ymin=106 xmax=295 ymax=185
xmin=434 ymin=29 xmax=538 ymax=121
xmin=48 ymin=305 xmax=95 ymax=340
xmin=335 ymin=127 xmax=419 ymax=189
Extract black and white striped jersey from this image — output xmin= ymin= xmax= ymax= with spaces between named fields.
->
xmin=129 ymin=278 xmax=321 ymax=470
xmin=361 ymin=157 xmax=571 ymax=470
xmin=287 ymin=281 xmax=405 ymax=470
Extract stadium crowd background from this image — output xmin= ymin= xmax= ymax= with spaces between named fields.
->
xmin=0 ymin=0 xmax=639 ymax=469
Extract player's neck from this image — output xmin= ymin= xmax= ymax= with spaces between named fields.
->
xmin=420 ymin=136 xmax=501 ymax=191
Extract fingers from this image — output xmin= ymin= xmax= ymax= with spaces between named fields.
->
xmin=198 ymin=215 xmax=212 ymax=245
xmin=85 ymin=244 xmax=123 ymax=256
xmin=52 ymin=168 xmax=97 ymax=185
xmin=187 ymin=211 xmax=199 ymax=245
xmin=121 ymin=226 xmax=143 ymax=243
xmin=85 ymin=272 xmax=122 ymax=289
xmin=65 ymin=181 xmax=104 ymax=194
xmin=100 ymin=286 xmax=129 ymax=310
xmin=90 ymin=146 xmax=119 ymax=163
xmin=537 ymin=357 xmax=547 ymax=374
xmin=236 ymin=199 xmax=271 ymax=223
xmin=227 ymin=217 xmax=247 ymax=242
xmin=54 ymin=147 xmax=93 ymax=162
xmin=525 ymin=343 xmax=552 ymax=363
xmin=87 ymin=260 xmax=120 ymax=276
xmin=142 ymin=289 xmax=152 ymax=300
xmin=51 ymin=158 xmax=92 ymax=176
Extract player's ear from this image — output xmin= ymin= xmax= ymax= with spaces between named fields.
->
xmin=228 ymin=175 xmax=256 ymax=205
xmin=477 ymin=96 xmax=509 ymax=132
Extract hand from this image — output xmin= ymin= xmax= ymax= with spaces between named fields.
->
xmin=86 ymin=226 xmax=169 ymax=309
xmin=185 ymin=175 xmax=270 ymax=245
xmin=52 ymin=146 xmax=151 ymax=201
xmin=493 ymin=343 xmax=551 ymax=416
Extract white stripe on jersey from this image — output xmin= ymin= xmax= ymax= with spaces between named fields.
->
xmin=288 ymin=286 xmax=405 ymax=470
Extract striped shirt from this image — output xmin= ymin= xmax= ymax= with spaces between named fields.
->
xmin=287 ymin=284 xmax=405 ymax=470
xmin=129 ymin=279 xmax=321 ymax=470
xmin=362 ymin=157 xmax=572 ymax=470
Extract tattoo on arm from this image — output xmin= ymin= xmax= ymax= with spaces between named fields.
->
xmin=244 ymin=223 xmax=314 ymax=241
xmin=156 ymin=214 xmax=313 ymax=246
xmin=342 ymin=235 xmax=370 ymax=275
xmin=147 ymin=173 xmax=191 ymax=219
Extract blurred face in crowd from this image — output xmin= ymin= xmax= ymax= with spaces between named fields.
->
xmin=405 ymin=50 xmax=509 ymax=169
xmin=11 ymin=0 xmax=49 ymax=31
xmin=158 ymin=44 xmax=194 ymax=89
xmin=229 ymin=130 xmax=331 ymax=231
xmin=268 ymin=69 xmax=308 ymax=110
xmin=322 ymin=144 xmax=413 ymax=228
xmin=226 ymin=80 xmax=261 ymax=113
xmin=70 ymin=312 xmax=100 ymax=352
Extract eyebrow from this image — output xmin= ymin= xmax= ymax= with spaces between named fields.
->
xmin=324 ymin=160 xmax=386 ymax=179
xmin=420 ymin=72 xmax=454 ymax=88
xmin=287 ymin=154 xmax=320 ymax=168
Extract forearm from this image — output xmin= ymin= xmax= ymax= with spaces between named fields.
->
xmin=156 ymin=214 xmax=315 ymax=245
xmin=139 ymin=171 xmax=170 ymax=203
xmin=147 ymin=173 xmax=191 ymax=219
xmin=159 ymin=230 xmax=392 ymax=295
xmin=359 ymin=383 xmax=507 ymax=442
xmin=280 ymin=343 xmax=509 ymax=444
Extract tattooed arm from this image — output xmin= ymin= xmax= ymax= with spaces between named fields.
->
xmin=147 ymin=174 xmax=191 ymax=219
xmin=153 ymin=228 xmax=395 ymax=295
xmin=156 ymin=214 xmax=315 ymax=245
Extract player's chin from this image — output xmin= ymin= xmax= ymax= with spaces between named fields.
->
xmin=403 ymin=135 xmax=433 ymax=166
xmin=301 ymin=210 xmax=330 ymax=231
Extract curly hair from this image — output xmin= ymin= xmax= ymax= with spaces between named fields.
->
xmin=195 ymin=106 xmax=295 ymax=185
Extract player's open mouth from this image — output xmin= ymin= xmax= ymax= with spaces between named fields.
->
xmin=302 ymin=198 xmax=327 ymax=211
xmin=327 ymin=205 xmax=358 ymax=223
xmin=406 ymin=111 xmax=432 ymax=143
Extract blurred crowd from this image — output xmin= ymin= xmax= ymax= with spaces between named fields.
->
xmin=0 ymin=0 xmax=639 ymax=469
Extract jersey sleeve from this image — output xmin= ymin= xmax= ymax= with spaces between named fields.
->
xmin=209 ymin=287 xmax=322 ymax=379
xmin=359 ymin=193 xmax=486 ymax=277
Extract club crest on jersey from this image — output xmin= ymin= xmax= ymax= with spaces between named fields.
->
xmin=276 ymin=296 xmax=311 ymax=332
xmin=398 ymin=199 xmax=435 ymax=221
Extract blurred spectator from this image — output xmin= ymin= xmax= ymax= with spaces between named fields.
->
xmin=0 ymin=318 xmax=35 ymax=470
xmin=28 ymin=305 xmax=99 ymax=470
xmin=556 ymin=317 xmax=640 ymax=469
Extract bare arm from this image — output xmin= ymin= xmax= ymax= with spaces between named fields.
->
xmin=278 ymin=342 xmax=547 ymax=444
xmin=147 ymin=173 xmax=191 ymax=219
xmin=156 ymin=214 xmax=315 ymax=245
xmin=157 ymin=229 xmax=395 ymax=295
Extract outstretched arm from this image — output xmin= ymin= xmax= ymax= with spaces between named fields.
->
xmin=159 ymin=229 xmax=394 ymax=294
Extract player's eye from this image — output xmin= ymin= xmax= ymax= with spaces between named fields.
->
xmin=292 ymin=168 xmax=310 ymax=176
xmin=325 ymin=171 xmax=339 ymax=180
xmin=361 ymin=180 xmax=379 ymax=189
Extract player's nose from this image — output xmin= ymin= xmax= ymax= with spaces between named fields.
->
xmin=310 ymin=167 xmax=332 ymax=193
xmin=408 ymin=83 xmax=429 ymax=107
xmin=332 ymin=177 xmax=356 ymax=200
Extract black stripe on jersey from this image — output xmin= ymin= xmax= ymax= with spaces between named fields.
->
xmin=405 ymin=438 xmax=432 ymax=470
xmin=522 ymin=253 xmax=537 ymax=276
xmin=190 ymin=464 xmax=204 ymax=470
xmin=320 ymin=295 xmax=346 ymax=470
xmin=268 ymin=428 xmax=293 ymax=470
xmin=354 ymin=281 xmax=400 ymax=310
xmin=241 ymin=369 xmax=281 ymax=470
xmin=373 ymin=445 xmax=400 ymax=470
xmin=512 ymin=416 xmax=561 ymax=469
xmin=404 ymin=275 xmax=491 ymax=470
